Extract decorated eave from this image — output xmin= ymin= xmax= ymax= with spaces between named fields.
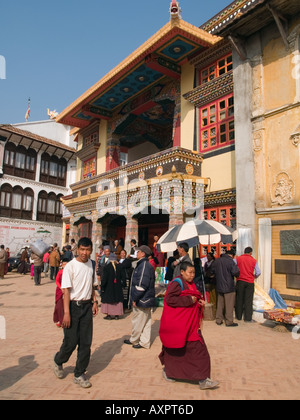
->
xmin=56 ymin=18 xmax=222 ymax=129
xmin=0 ymin=124 xmax=76 ymax=161
xmin=201 ymin=0 xmax=300 ymax=38
xmin=183 ymin=71 xmax=233 ymax=108
xmin=200 ymin=0 xmax=266 ymax=35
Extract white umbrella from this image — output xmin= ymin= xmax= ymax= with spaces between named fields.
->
xmin=156 ymin=219 xmax=237 ymax=253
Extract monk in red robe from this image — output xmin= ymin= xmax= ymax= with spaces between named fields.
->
xmin=159 ymin=261 xmax=219 ymax=390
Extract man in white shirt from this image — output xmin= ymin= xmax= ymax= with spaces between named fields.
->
xmin=53 ymin=237 xmax=99 ymax=388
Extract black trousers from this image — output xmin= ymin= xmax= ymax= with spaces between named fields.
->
xmin=50 ymin=266 xmax=58 ymax=281
xmin=55 ymin=301 xmax=93 ymax=377
xmin=235 ymin=281 xmax=255 ymax=321
xmin=34 ymin=266 xmax=42 ymax=285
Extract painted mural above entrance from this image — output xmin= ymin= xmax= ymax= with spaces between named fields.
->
xmin=57 ymin=19 xmax=221 ymax=128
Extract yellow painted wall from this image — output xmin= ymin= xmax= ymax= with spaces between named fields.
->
xmin=252 ymin=17 xmax=300 ymax=210
xmin=181 ymin=62 xmax=195 ymax=151
xmin=263 ymin=109 xmax=300 ymax=208
xmin=76 ymin=134 xmax=83 ymax=182
xmin=97 ymin=120 xmax=107 ymax=175
xmin=202 ymin=151 xmax=236 ymax=192
xmin=263 ymin=40 xmax=296 ymax=111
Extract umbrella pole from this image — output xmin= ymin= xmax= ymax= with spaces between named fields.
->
xmin=202 ymin=270 xmax=207 ymax=302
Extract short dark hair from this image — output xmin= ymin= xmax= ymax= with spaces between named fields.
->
xmin=226 ymin=249 xmax=235 ymax=256
xmin=78 ymin=237 xmax=93 ymax=249
xmin=131 ymin=239 xmax=136 ymax=245
xmin=180 ymin=261 xmax=194 ymax=272
xmin=244 ymin=247 xmax=253 ymax=254
xmin=178 ymin=242 xmax=189 ymax=253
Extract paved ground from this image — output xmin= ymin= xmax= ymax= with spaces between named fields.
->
xmin=0 ymin=271 xmax=299 ymax=401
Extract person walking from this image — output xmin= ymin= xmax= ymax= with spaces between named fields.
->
xmin=53 ymin=237 xmax=99 ymax=388
xmin=43 ymin=249 xmax=50 ymax=278
xmin=112 ymin=239 xmax=123 ymax=260
xmin=62 ymin=245 xmax=73 ymax=262
xmin=211 ymin=250 xmax=240 ymax=327
xmin=118 ymin=249 xmax=133 ymax=311
xmin=53 ymin=257 xmax=69 ymax=327
xmin=0 ymin=245 xmax=7 ymax=279
xmin=100 ymin=255 xmax=124 ymax=320
xmin=124 ymin=245 xmax=155 ymax=349
xmin=129 ymin=239 xmax=138 ymax=260
xmin=236 ymin=247 xmax=261 ymax=322
xmin=165 ymin=250 xmax=179 ymax=282
xmin=70 ymin=238 xmax=78 ymax=258
xmin=153 ymin=235 xmax=165 ymax=267
xmin=49 ymin=246 xmax=60 ymax=281
xmin=159 ymin=261 xmax=219 ymax=390
xmin=31 ymin=251 xmax=43 ymax=286
xmin=172 ymin=242 xmax=193 ymax=278
xmin=18 ymin=247 xmax=29 ymax=275
xmin=4 ymin=247 xmax=10 ymax=275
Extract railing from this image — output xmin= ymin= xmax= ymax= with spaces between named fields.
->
xmin=70 ymin=146 xmax=204 ymax=196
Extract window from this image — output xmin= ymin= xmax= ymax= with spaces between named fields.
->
xmin=37 ymin=191 xmax=63 ymax=223
xmin=200 ymin=205 xmax=236 ymax=258
xmin=11 ymin=187 xmax=22 ymax=210
xmin=120 ymin=152 xmax=128 ymax=167
xmin=15 ymin=151 xmax=26 ymax=170
xmin=82 ymin=157 xmax=96 ymax=180
xmin=199 ymin=94 xmax=234 ymax=152
xmin=200 ymin=53 xmax=232 ymax=85
xmin=0 ymin=184 xmax=12 ymax=210
xmin=84 ymin=131 xmax=98 ymax=147
xmin=40 ymin=153 xmax=67 ymax=186
xmin=0 ymin=184 xmax=33 ymax=220
xmin=23 ymin=189 xmax=33 ymax=212
xmin=3 ymin=143 xmax=36 ymax=180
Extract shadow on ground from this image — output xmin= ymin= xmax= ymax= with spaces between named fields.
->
xmin=0 ymin=355 xmax=38 ymax=391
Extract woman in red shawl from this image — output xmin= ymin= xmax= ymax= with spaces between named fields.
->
xmin=53 ymin=258 xmax=69 ymax=327
xmin=159 ymin=261 xmax=219 ymax=390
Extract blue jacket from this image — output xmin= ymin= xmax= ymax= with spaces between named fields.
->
xmin=130 ymin=257 xmax=155 ymax=308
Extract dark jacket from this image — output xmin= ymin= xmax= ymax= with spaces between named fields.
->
xmin=211 ymin=254 xmax=240 ymax=294
xmin=119 ymin=257 xmax=133 ymax=280
xmin=101 ymin=262 xmax=124 ymax=304
xmin=172 ymin=253 xmax=193 ymax=278
xmin=130 ymin=257 xmax=155 ymax=308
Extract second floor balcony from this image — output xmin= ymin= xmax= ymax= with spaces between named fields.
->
xmin=67 ymin=147 xmax=206 ymax=203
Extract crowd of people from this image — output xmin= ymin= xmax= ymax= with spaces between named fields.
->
xmin=1 ymin=234 xmax=261 ymax=391
xmin=51 ymin=235 xmax=261 ymax=391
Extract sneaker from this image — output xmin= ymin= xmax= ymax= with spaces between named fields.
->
xmin=53 ymin=360 xmax=64 ymax=379
xmin=199 ymin=378 xmax=219 ymax=390
xmin=162 ymin=368 xmax=176 ymax=383
xmin=74 ymin=374 xmax=92 ymax=388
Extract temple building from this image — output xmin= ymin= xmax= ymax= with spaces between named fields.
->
xmin=57 ymin=0 xmax=300 ymax=299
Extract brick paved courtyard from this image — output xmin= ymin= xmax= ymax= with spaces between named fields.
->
xmin=0 ymin=272 xmax=299 ymax=401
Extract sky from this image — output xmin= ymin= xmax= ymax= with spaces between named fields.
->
xmin=0 ymin=0 xmax=232 ymax=125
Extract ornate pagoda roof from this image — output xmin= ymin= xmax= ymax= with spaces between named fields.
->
xmin=56 ymin=17 xmax=222 ymax=129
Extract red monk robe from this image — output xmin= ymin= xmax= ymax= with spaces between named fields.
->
xmin=159 ymin=277 xmax=211 ymax=381
xmin=53 ymin=269 xmax=64 ymax=326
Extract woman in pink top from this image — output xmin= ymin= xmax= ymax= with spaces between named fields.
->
xmin=43 ymin=251 xmax=50 ymax=278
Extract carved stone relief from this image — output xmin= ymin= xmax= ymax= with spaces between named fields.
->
xmin=290 ymin=124 xmax=300 ymax=147
xmin=271 ymin=172 xmax=295 ymax=206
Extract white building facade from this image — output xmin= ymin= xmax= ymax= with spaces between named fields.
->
xmin=0 ymin=121 xmax=77 ymax=255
